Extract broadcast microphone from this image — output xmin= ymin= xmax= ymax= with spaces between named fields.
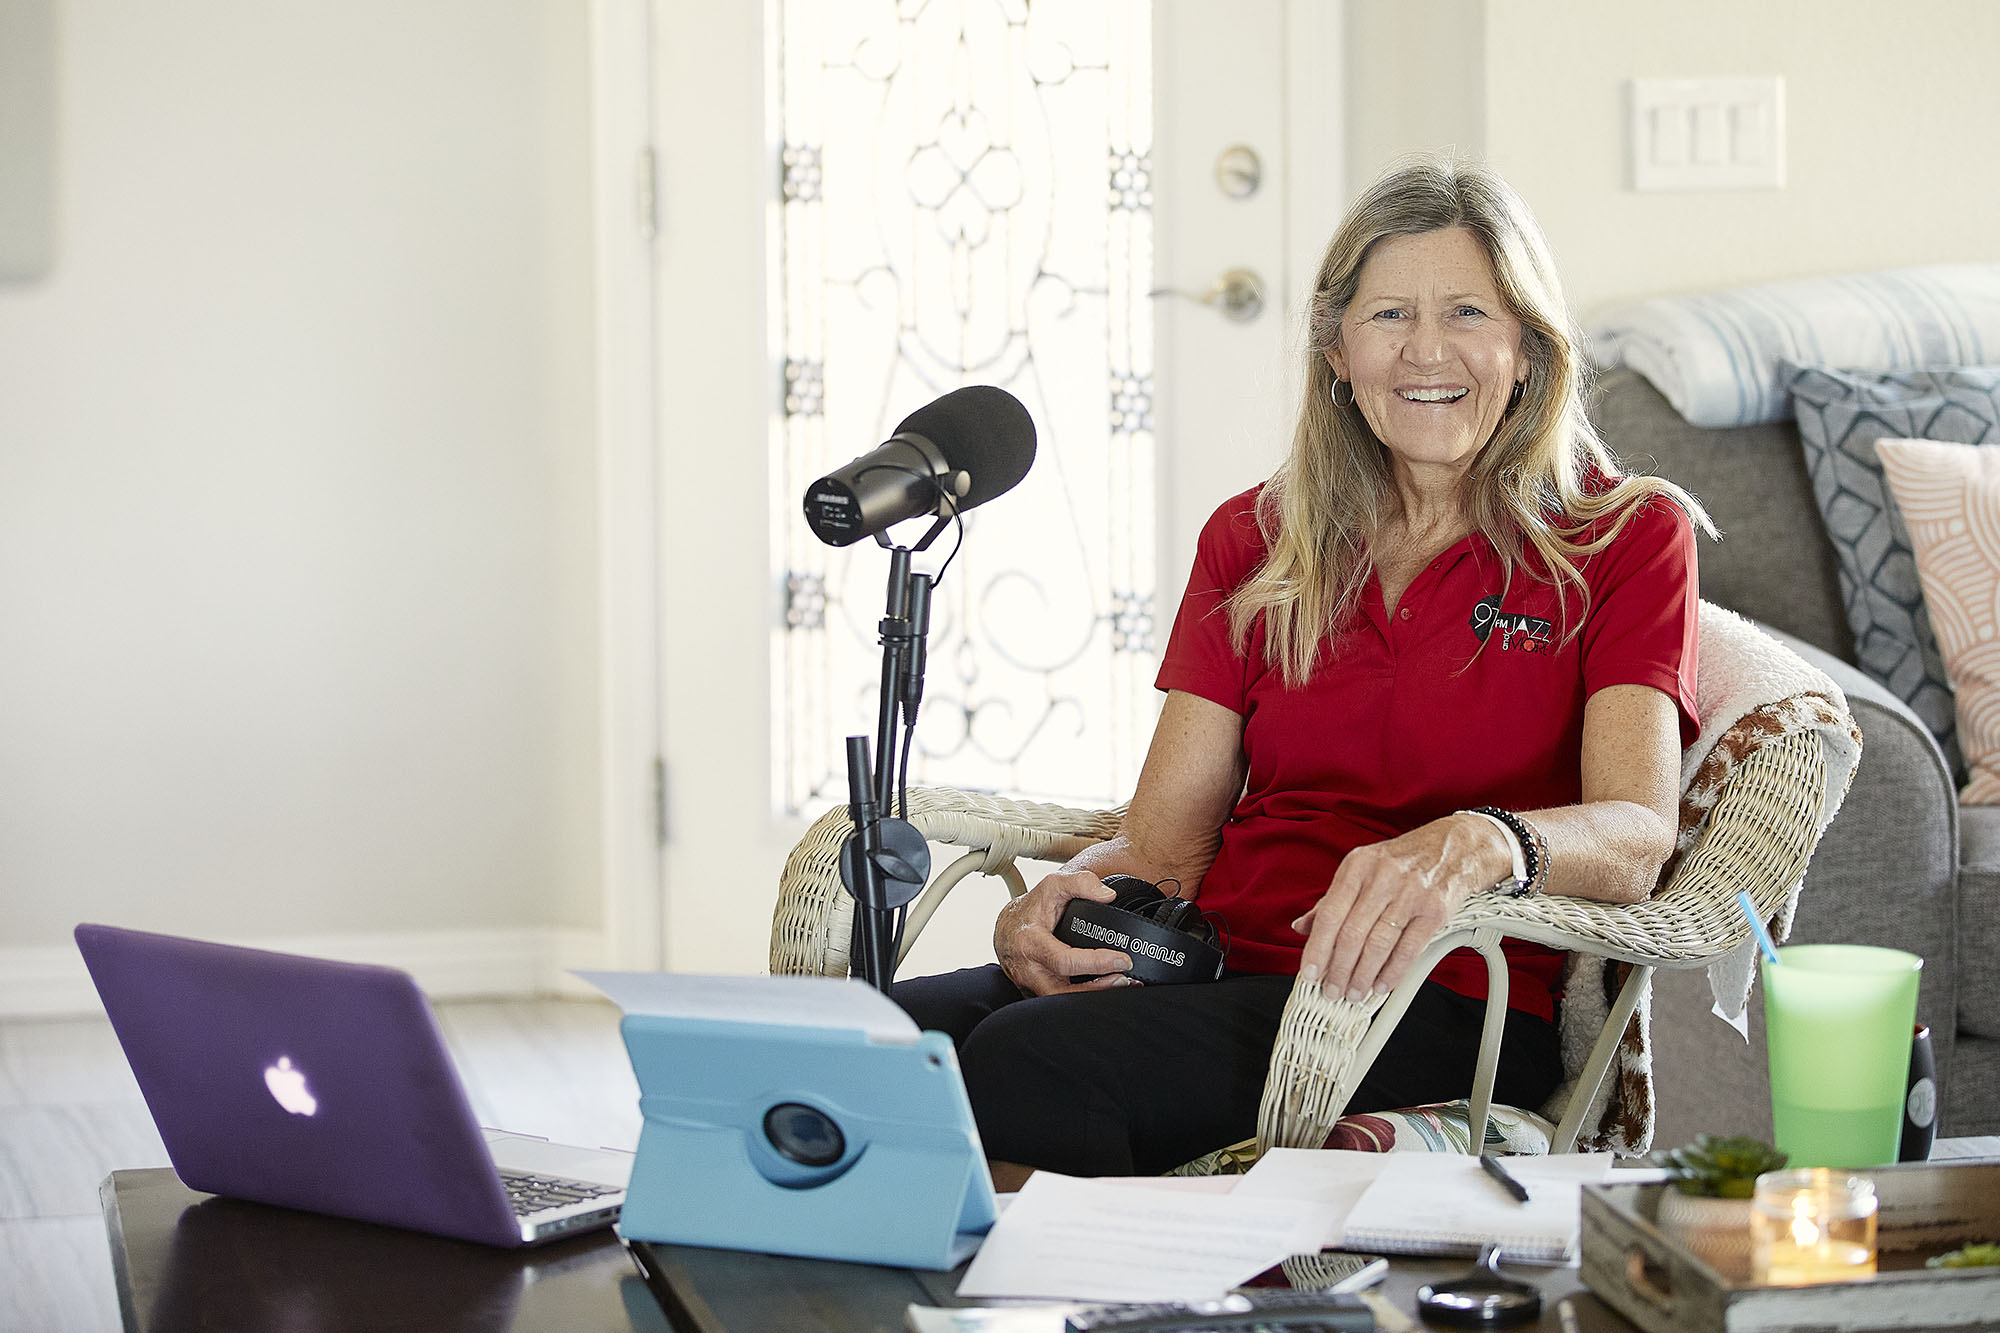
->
xmin=802 ymin=386 xmax=1037 ymax=547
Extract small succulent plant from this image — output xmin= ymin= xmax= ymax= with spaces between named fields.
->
xmin=1928 ymin=1243 xmax=2000 ymax=1269
xmin=1651 ymin=1133 xmax=1789 ymax=1199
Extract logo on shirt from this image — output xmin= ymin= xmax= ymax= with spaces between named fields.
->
xmin=1469 ymin=594 xmax=1553 ymax=654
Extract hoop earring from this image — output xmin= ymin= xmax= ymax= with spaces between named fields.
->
xmin=1507 ymin=380 xmax=1525 ymax=410
xmin=1330 ymin=379 xmax=1354 ymax=408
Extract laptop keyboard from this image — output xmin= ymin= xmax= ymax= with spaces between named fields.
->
xmin=499 ymin=1170 xmax=622 ymax=1218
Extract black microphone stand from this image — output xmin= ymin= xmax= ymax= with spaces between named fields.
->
xmin=839 ymin=521 xmax=950 ymax=993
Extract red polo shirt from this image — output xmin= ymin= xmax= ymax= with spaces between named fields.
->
xmin=1156 ymin=485 xmax=1699 ymax=1021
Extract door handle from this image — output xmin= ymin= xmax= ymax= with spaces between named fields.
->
xmin=1150 ymin=268 xmax=1267 ymax=325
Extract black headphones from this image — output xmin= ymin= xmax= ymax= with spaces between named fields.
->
xmin=1053 ymin=874 xmax=1227 ymax=986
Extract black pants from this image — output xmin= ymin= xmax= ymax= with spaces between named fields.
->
xmin=893 ymin=965 xmax=1562 ymax=1177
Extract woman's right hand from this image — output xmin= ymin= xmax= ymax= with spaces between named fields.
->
xmin=993 ymin=869 xmax=1137 ymax=996
xmin=993 ymin=690 xmax=1244 ymax=996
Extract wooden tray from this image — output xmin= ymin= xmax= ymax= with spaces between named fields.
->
xmin=1581 ymin=1163 xmax=2000 ymax=1332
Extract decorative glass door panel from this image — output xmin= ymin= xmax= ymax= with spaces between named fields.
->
xmin=775 ymin=0 xmax=1156 ymax=811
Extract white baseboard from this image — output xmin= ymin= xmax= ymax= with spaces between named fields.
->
xmin=0 ymin=926 xmax=613 ymax=1019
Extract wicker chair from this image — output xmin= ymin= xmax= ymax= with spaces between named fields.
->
xmin=770 ymin=602 xmax=1859 ymax=1163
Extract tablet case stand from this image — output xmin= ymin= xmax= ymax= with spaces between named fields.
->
xmin=615 ymin=1014 xmax=996 ymax=1271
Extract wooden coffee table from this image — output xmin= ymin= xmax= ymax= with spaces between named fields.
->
xmin=99 ymin=1168 xmax=1630 ymax=1331
xmin=102 ymin=1140 xmax=2000 ymax=1332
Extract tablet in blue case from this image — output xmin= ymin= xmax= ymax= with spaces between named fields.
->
xmin=611 ymin=998 xmax=996 ymax=1271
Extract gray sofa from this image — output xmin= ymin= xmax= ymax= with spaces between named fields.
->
xmin=1591 ymin=367 xmax=1995 ymax=1146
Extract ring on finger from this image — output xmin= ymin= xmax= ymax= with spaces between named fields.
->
xmin=1376 ymin=917 xmax=1403 ymax=930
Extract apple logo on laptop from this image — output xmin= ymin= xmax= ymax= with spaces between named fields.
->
xmin=263 ymin=1056 xmax=318 ymax=1117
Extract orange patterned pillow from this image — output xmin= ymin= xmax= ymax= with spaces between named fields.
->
xmin=1876 ymin=438 xmax=2000 ymax=802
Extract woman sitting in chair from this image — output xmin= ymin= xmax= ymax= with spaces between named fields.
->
xmin=895 ymin=153 xmax=1712 ymax=1187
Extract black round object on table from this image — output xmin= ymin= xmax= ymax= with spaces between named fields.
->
xmin=1416 ymin=1244 xmax=1543 ymax=1328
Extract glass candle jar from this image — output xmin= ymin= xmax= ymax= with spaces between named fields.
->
xmin=1750 ymin=1168 xmax=1878 ymax=1285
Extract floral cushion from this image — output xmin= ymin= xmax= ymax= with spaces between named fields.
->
xmin=1172 ymin=1099 xmax=1555 ymax=1177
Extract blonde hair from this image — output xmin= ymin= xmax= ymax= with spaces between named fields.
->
xmin=1227 ymin=154 xmax=1713 ymax=685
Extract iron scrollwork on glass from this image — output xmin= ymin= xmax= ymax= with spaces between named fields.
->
xmin=776 ymin=1 xmax=1157 ymax=812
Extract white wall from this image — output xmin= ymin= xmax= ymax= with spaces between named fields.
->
xmin=0 ymin=2 xmax=602 ymax=984
xmin=1348 ymin=0 xmax=2000 ymax=317
xmin=1345 ymin=0 xmax=1485 ymax=184
xmin=16 ymin=0 xmax=1990 ymax=1005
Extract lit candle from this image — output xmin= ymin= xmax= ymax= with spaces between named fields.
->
xmin=1750 ymin=1168 xmax=1877 ymax=1285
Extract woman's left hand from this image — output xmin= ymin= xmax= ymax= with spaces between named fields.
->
xmin=1289 ymin=814 xmax=1507 ymax=1002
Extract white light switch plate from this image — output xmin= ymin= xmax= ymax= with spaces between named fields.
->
xmin=1630 ymin=77 xmax=1785 ymax=191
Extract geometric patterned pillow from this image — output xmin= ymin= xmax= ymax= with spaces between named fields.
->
xmin=1876 ymin=438 xmax=2000 ymax=804
xmin=1784 ymin=363 xmax=2000 ymax=777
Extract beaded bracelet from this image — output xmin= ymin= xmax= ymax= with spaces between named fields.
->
xmin=1461 ymin=805 xmax=1550 ymax=897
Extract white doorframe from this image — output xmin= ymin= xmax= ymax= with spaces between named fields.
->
xmin=586 ymin=0 xmax=1348 ymax=977
xmin=1282 ymin=1 xmax=1348 ymax=328
xmin=1151 ymin=0 xmax=1347 ymax=629
xmin=591 ymin=0 xmax=666 ymax=971
xmin=648 ymin=0 xmax=793 ymax=975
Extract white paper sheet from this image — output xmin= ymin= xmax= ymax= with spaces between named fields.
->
xmin=1237 ymin=1149 xmax=1613 ymax=1258
xmin=1235 ymin=1147 xmax=1397 ymax=1247
xmin=1090 ymin=1174 xmax=1242 ymax=1196
xmin=572 ymin=971 xmax=921 ymax=1043
xmin=956 ymin=1172 xmax=1337 ymax=1303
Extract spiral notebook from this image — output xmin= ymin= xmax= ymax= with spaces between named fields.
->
xmin=1337 ymin=1152 xmax=1611 ymax=1263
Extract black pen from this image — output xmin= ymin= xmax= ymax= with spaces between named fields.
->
xmin=1479 ymin=1152 xmax=1532 ymax=1204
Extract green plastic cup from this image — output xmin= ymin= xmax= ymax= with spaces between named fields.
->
xmin=1762 ymin=944 xmax=1923 ymax=1168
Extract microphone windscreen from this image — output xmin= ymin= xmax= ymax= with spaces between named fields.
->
xmin=892 ymin=386 xmax=1036 ymax=510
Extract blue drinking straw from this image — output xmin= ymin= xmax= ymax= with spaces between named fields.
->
xmin=1737 ymin=890 xmax=1782 ymax=967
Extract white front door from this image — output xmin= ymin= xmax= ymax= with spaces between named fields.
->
xmin=638 ymin=0 xmax=1342 ymax=976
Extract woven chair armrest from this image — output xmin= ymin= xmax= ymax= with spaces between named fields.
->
xmin=770 ymin=787 xmax=1123 ymax=977
xmin=1260 ymin=976 xmax=1408 ymax=1152
xmin=1255 ymin=726 xmax=1826 ymax=1153
xmin=1434 ymin=728 xmax=1826 ymax=966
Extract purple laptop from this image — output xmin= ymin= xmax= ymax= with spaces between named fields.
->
xmin=76 ymin=923 xmax=628 ymax=1248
